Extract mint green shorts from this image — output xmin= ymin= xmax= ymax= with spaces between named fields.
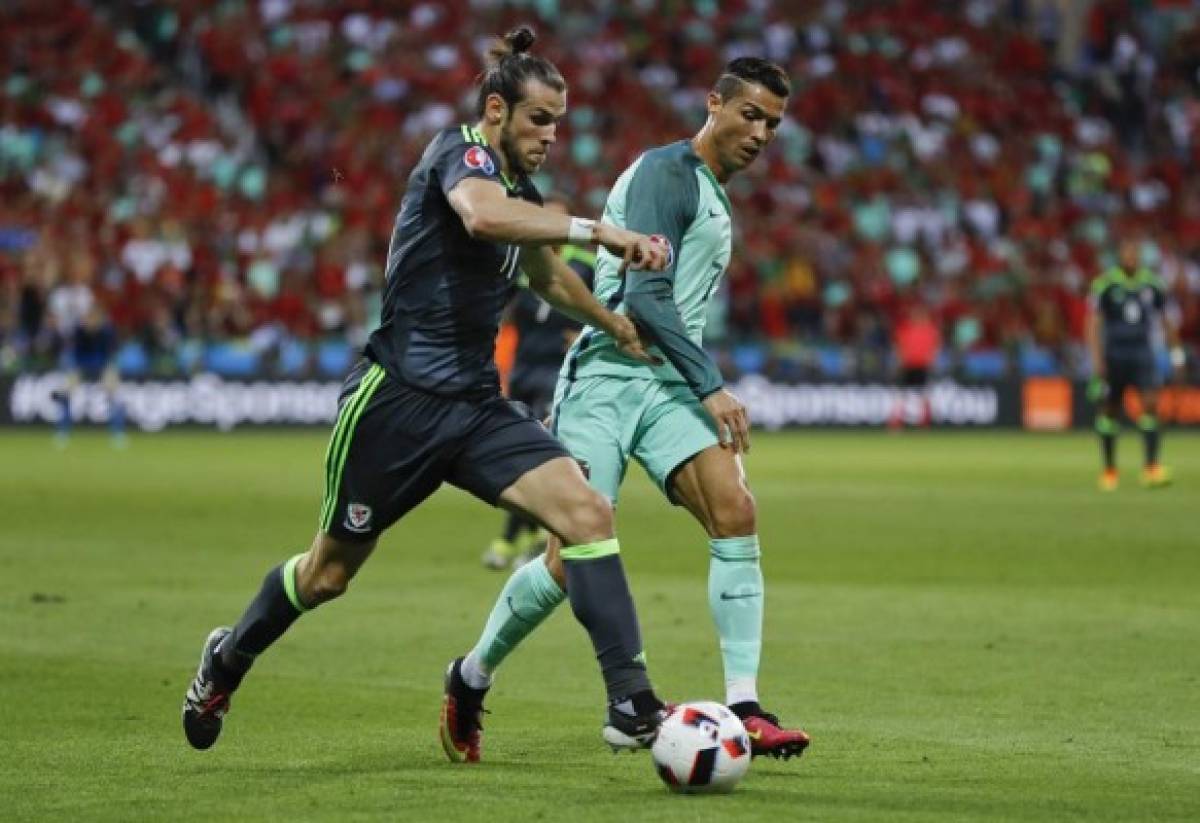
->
xmin=550 ymin=375 xmax=719 ymax=504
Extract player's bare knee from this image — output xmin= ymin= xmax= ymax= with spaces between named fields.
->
xmin=303 ymin=561 xmax=353 ymax=605
xmin=562 ymin=489 xmax=613 ymax=544
xmin=298 ymin=533 xmax=375 ymax=605
xmin=296 ymin=541 xmax=369 ymax=605
xmin=710 ymin=490 xmax=757 ymax=537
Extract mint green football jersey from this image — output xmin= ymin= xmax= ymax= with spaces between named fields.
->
xmin=559 ymin=140 xmax=732 ymax=389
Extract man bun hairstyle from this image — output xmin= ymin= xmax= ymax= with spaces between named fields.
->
xmin=476 ymin=25 xmax=566 ymax=117
xmin=715 ymin=57 xmax=791 ymax=102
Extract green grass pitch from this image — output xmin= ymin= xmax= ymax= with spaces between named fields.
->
xmin=1 ymin=429 xmax=1197 ymax=821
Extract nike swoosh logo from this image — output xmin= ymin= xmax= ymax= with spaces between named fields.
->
xmin=719 ymin=591 xmax=761 ymax=601
xmin=708 ymin=208 xmax=724 ymax=218
xmin=747 ymin=730 xmax=762 ymax=741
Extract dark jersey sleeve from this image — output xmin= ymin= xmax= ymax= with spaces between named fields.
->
xmin=622 ymin=151 xmax=724 ymax=400
xmin=434 ymin=130 xmax=505 ymax=198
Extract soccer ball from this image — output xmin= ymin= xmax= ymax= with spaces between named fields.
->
xmin=651 ymin=701 xmax=751 ymax=793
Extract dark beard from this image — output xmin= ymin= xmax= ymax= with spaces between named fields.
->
xmin=498 ymin=123 xmax=524 ymax=176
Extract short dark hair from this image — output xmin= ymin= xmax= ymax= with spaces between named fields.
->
xmin=715 ymin=57 xmax=791 ymax=102
xmin=475 ymin=26 xmax=566 ymax=118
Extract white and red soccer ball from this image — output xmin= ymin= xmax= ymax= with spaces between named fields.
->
xmin=651 ymin=701 xmax=751 ymax=793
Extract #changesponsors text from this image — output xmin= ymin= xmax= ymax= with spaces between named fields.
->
xmin=9 ymin=373 xmax=340 ymax=431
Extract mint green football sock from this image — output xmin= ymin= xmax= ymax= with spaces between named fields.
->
xmin=709 ymin=535 xmax=763 ymax=706
xmin=468 ymin=554 xmax=566 ymax=676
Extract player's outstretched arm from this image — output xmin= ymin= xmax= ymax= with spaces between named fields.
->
xmin=521 ymin=246 xmax=661 ymax=366
xmin=448 ymin=178 xmax=667 ymax=270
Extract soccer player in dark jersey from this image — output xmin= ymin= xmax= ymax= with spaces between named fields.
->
xmin=1086 ymin=238 xmax=1186 ymax=490
xmin=482 ymin=195 xmax=595 ymax=570
xmin=182 ymin=27 xmax=671 ymax=759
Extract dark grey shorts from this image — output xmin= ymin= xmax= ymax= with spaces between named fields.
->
xmin=320 ymin=359 xmax=568 ymax=541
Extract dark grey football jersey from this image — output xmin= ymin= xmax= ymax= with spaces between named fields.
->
xmin=366 ymin=125 xmax=542 ymax=398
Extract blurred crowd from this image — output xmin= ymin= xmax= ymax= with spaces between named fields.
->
xmin=2 ymin=0 xmax=1200 ymax=382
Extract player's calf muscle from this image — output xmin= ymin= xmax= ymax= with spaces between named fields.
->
xmin=296 ymin=534 xmax=376 ymax=606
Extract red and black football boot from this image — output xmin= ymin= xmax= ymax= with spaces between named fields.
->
xmin=440 ymin=657 xmax=489 ymax=763
xmin=731 ymin=702 xmax=811 ymax=760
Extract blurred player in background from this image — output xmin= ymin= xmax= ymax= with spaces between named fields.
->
xmin=47 ymin=255 xmax=126 ymax=447
xmin=56 ymin=302 xmax=126 ymax=447
xmin=181 ymin=26 xmax=672 ymax=760
xmin=451 ymin=57 xmax=810 ymax=761
xmin=482 ymin=193 xmax=595 ymax=571
xmin=1086 ymin=237 xmax=1186 ymax=490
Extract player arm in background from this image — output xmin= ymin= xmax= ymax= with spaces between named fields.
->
xmin=1084 ymin=280 xmax=1107 ymax=399
xmin=1156 ymin=282 xmax=1187 ymax=380
xmin=1084 ymin=303 xmax=1104 ymax=376
xmin=521 ymin=244 xmax=661 ymax=366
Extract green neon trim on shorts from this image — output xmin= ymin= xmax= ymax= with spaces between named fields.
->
xmin=320 ymin=391 xmax=357 ymax=526
xmin=560 ymin=537 xmax=620 ymax=561
xmin=319 ymin=366 xmax=376 ymax=528
xmin=282 ymin=553 xmax=308 ymax=613
xmin=322 ymin=364 xmax=384 ymax=531
xmin=320 ymin=364 xmax=385 ymax=531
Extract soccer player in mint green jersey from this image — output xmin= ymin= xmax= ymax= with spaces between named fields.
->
xmin=449 ymin=57 xmax=810 ymax=761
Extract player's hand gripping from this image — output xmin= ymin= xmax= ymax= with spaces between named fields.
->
xmin=702 ymin=388 xmax=751 ymax=454
xmin=595 ymin=223 xmax=670 ymax=271
xmin=606 ymin=313 xmax=662 ymax=367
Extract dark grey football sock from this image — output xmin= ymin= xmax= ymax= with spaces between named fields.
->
xmin=561 ymin=540 xmax=651 ymax=701
xmin=216 ymin=554 xmax=308 ymax=688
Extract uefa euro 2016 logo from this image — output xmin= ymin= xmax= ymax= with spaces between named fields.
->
xmin=463 ymin=146 xmax=495 ymax=176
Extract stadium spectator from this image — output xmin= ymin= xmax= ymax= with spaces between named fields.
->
xmin=889 ymin=302 xmax=942 ymax=428
xmin=1 ymin=0 xmax=1199 ymax=383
